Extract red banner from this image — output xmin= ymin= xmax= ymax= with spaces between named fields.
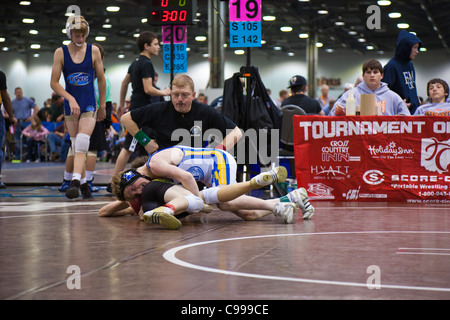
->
xmin=293 ymin=116 xmax=450 ymax=203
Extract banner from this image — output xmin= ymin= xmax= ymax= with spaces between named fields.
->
xmin=293 ymin=116 xmax=450 ymax=203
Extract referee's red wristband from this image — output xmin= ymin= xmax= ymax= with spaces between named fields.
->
xmin=216 ymin=144 xmax=226 ymax=151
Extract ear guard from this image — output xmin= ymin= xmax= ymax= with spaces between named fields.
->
xmin=66 ymin=16 xmax=90 ymax=39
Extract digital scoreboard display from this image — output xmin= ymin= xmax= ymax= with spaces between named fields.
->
xmin=147 ymin=0 xmax=194 ymax=25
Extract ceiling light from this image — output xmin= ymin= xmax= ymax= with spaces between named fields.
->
xmin=335 ymin=21 xmax=345 ymax=26
xmin=106 ymin=6 xmax=120 ymax=12
xmin=299 ymin=33 xmax=309 ymax=39
xmin=118 ymin=54 xmax=125 ymax=59
xmin=2 ymin=47 xmax=9 ymax=51
xmin=102 ymin=24 xmax=112 ymax=28
xmin=348 ymin=31 xmax=357 ymax=35
xmin=397 ymin=23 xmax=409 ymax=29
xmin=366 ymin=45 xmax=375 ymax=50
xmin=234 ymin=49 xmax=245 ymax=55
xmin=202 ymin=53 xmax=209 ymax=58
xmin=325 ymin=48 xmax=334 ymax=53
xmin=195 ymin=36 xmax=207 ymax=41
xmin=29 ymin=30 xmax=38 ymax=35
xmin=95 ymin=36 xmax=106 ymax=41
xmin=63 ymin=40 xmax=71 ymax=45
xmin=274 ymin=46 xmax=282 ymax=50
xmin=377 ymin=0 xmax=391 ymax=5
xmin=316 ymin=42 xmax=323 ymax=48
xmin=263 ymin=16 xmax=276 ymax=21
xmin=388 ymin=12 xmax=401 ymax=18
xmin=280 ymin=26 xmax=293 ymax=32
xmin=22 ymin=18 xmax=34 ymax=24
xmin=288 ymin=52 xmax=295 ymax=56
xmin=419 ymin=47 xmax=427 ymax=52
xmin=33 ymin=53 xmax=40 ymax=58
xmin=0 ymin=37 xmax=5 ymax=42
xmin=141 ymin=18 xmax=148 ymax=23
xmin=20 ymin=1 xmax=31 ymax=5
xmin=358 ymin=38 xmax=366 ymax=42
xmin=30 ymin=44 xmax=40 ymax=49
xmin=317 ymin=10 xmax=328 ymax=15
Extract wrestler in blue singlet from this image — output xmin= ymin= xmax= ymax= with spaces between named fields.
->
xmin=62 ymin=43 xmax=97 ymax=117
xmin=146 ymin=146 xmax=237 ymax=187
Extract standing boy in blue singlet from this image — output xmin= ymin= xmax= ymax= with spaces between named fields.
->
xmin=50 ymin=15 xmax=106 ymax=199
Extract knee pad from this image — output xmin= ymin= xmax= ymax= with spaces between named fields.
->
xmin=201 ymin=186 xmax=220 ymax=204
xmin=75 ymin=133 xmax=90 ymax=154
xmin=185 ymin=194 xmax=204 ymax=213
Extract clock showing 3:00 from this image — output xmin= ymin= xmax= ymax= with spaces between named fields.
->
xmin=147 ymin=0 xmax=194 ymax=25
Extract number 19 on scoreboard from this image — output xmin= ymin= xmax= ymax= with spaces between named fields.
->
xmin=229 ymin=0 xmax=262 ymax=48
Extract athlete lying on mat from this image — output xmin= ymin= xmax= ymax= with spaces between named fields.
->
xmin=100 ymin=166 xmax=296 ymax=229
xmin=118 ymin=145 xmax=315 ymax=220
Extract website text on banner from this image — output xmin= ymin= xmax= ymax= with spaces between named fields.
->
xmin=293 ymin=115 xmax=450 ymax=203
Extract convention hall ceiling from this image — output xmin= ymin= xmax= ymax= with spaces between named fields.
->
xmin=1 ymin=0 xmax=449 ymax=57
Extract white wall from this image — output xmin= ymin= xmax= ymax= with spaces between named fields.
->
xmin=1 ymin=48 xmax=449 ymax=108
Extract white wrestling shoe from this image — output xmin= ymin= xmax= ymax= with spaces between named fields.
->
xmin=287 ymin=187 xmax=315 ymax=220
xmin=143 ymin=207 xmax=181 ymax=230
xmin=250 ymin=166 xmax=288 ymax=189
xmin=272 ymin=202 xmax=297 ymax=224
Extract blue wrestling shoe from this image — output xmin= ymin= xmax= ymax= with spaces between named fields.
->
xmin=58 ymin=179 xmax=71 ymax=192
xmin=87 ymin=180 xmax=99 ymax=192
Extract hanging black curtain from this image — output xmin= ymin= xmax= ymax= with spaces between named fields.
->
xmin=221 ymin=66 xmax=281 ymax=131
xmin=221 ymin=66 xmax=282 ymax=167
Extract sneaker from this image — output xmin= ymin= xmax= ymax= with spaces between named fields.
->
xmin=87 ymin=180 xmax=99 ymax=192
xmin=65 ymin=180 xmax=81 ymax=199
xmin=272 ymin=202 xmax=297 ymax=224
xmin=58 ymin=179 xmax=71 ymax=192
xmin=0 ymin=181 xmax=6 ymax=189
xmin=250 ymin=166 xmax=288 ymax=189
xmin=143 ymin=207 xmax=181 ymax=230
xmin=80 ymin=182 xmax=94 ymax=199
xmin=287 ymin=187 xmax=315 ymax=220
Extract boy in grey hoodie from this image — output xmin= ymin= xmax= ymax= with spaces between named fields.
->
xmin=329 ymin=59 xmax=410 ymax=116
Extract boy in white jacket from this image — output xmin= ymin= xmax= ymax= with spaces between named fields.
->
xmin=329 ymin=59 xmax=410 ymax=116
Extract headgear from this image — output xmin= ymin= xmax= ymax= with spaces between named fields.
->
xmin=66 ymin=15 xmax=90 ymax=40
xmin=118 ymin=169 xmax=143 ymax=201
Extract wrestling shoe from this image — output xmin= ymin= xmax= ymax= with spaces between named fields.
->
xmin=65 ymin=180 xmax=80 ymax=199
xmin=80 ymin=182 xmax=94 ymax=200
xmin=287 ymin=187 xmax=315 ymax=220
xmin=143 ymin=207 xmax=181 ymax=230
xmin=87 ymin=180 xmax=99 ymax=192
xmin=58 ymin=179 xmax=71 ymax=192
xmin=272 ymin=202 xmax=297 ymax=224
xmin=250 ymin=166 xmax=288 ymax=189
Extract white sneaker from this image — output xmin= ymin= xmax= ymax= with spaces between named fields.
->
xmin=287 ymin=187 xmax=315 ymax=220
xmin=250 ymin=166 xmax=288 ymax=189
xmin=143 ymin=206 xmax=181 ymax=230
xmin=272 ymin=202 xmax=297 ymax=224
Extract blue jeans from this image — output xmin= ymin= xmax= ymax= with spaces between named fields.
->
xmin=47 ymin=132 xmax=63 ymax=154
xmin=13 ymin=120 xmax=29 ymax=160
